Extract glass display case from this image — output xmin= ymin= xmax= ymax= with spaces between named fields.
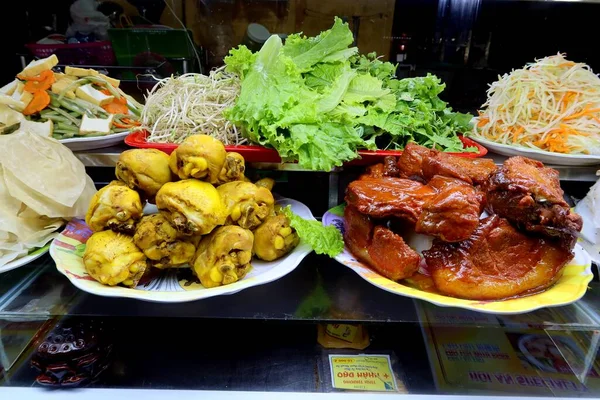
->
xmin=2 ymin=1 xmax=600 ymax=398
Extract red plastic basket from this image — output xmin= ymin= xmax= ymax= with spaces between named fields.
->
xmin=25 ymin=41 xmax=116 ymax=66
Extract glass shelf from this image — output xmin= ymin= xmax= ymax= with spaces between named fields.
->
xmin=1 ymin=254 xmax=599 ymax=330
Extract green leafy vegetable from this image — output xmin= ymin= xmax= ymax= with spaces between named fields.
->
xmin=281 ymin=206 xmax=344 ymax=258
xmin=225 ymin=17 xmax=473 ymax=171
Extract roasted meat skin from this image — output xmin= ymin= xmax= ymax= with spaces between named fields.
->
xmin=396 ymin=143 xmax=497 ymax=185
xmin=346 ymin=177 xmax=436 ymax=223
xmin=344 ymin=205 xmax=420 ymax=281
xmin=415 ymin=176 xmax=485 ymax=242
xmin=483 ymin=156 xmax=583 ymax=243
xmin=423 ymin=215 xmax=572 ymax=300
xmin=362 ymin=156 xmax=400 ymax=179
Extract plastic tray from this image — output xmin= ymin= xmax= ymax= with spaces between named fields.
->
xmin=125 ymin=131 xmax=488 ymax=165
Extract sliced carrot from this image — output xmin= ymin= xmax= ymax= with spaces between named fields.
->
xmin=18 ymin=70 xmax=54 ymax=82
xmin=24 ymin=73 xmax=56 ymax=93
xmin=22 ymin=90 xmax=50 ymax=115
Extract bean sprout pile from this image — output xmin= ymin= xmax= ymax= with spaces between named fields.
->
xmin=141 ymin=67 xmax=244 ymax=144
xmin=472 ymin=54 xmax=600 ymax=154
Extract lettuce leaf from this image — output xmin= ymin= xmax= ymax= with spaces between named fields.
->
xmin=281 ymin=206 xmax=344 ymax=258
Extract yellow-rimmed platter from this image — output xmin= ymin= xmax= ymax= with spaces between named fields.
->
xmin=323 ymin=204 xmax=593 ymax=315
xmin=50 ymin=197 xmax=313 ymax=303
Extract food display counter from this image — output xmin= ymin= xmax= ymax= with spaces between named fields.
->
xmin=3 ymin=1 xmax=600 ymax=398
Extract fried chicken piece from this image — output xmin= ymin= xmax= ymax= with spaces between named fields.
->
xmin=253 ymin=214 xmax=299 ymax=261
xmin=115 ymin=149 xmax=172 ymax=202
xmin=344 ymin=205 xmax=420 ymax=281
xmin=192 ymin=226 xmax=254 ymax=288
xmin=155 ymin=179 xmax=227 ymax=236
xmin=169 ymin=135 xmax=226 ymax=183
xmin=415 ymin=176 xmax=485 ymax=242
xmin=397 ymin=143 xmax=497 ymax=185
xmin=423 ymin=215 xmax=573 ymax=300
xmin=133 ymin=214 xmax=196 ymax=268
xmin=216 ymin=152 xmax=246 ymax=185
xmin=85 ymin=183 xmax=143 ymax=234
xmin=83 ymin=230 xmax=148 ymax=287
xmin=483 ymin=156 xmax=583 ymax=245
xmin=217 ymin=181 xmax=275 ymax=230
xmin=345 ymin=177 xmax=436 ymax=223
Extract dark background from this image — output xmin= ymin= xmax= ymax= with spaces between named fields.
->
xmin=4 ymin=0 xmax=600 ymax=113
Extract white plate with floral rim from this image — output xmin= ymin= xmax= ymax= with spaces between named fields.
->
xmin=50 ymin=197 xmax=313 ymax=302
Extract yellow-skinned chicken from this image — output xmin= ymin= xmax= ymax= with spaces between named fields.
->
xmin=254 ymin=177 xmax=275 ymax=191
xmin=217 ymin=181 xmax=275 ymax=230
xmin=83 ymin=230 xmax=148 ymax=287
xmin=133 ymin=214 xmax=197 ymax=268
xmin=216 ymin=152 xmax=246 ymax=185
xmin=169 ymin=135 xmax=226 ymax=183
xmin=85 ymin=183 xmax=143 ymax=234
xmin=155 ymin=179 xmax=227 ymax=236
xmin=192 ymin=225 xmax=254 ymax=288
xmin=253 ymin=214 xmax=299 ymax=261
xmin=116 ymin=149 xmax=173 ymax=202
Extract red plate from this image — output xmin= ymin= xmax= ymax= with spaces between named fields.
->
xmin=125 ymin=131 xmax=488 ymax=166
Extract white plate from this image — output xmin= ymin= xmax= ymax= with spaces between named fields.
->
xmin=469 ymin=136 xmax=600 ymax=166
xmin=50 ymin=197 xmax=314 ymax=303
xmin=0 ymin=244 xmax=50 ymax=274
xmin=323 ymin=206 xmax=593 ymax=315
xmin=60 ymin=131 xmax=129 ymax=152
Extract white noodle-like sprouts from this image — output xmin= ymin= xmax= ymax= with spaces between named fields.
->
xmin=472 ymin=54 xmax=600 ymax=155
xmin=141 ymin=67 xmax=244 ymax=145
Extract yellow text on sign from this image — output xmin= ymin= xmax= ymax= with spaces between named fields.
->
xmin=330 ymin=355 xmax=396 ymax=392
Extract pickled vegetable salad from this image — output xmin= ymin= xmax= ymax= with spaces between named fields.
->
xmin=225 ymin=17 xmax=473 ymax=171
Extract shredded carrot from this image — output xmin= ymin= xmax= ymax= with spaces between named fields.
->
xmin=512 ymin=126 xmax=524 ymax=143
xmin=477 ymin=117 xmax=489 ymax=128
xmin=22 ymin=90 xmax=50 ymax=115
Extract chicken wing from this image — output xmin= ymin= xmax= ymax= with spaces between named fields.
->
xmin=85 ymin=183 xmax=143 ymax=234
xmin=192 ymin=225 xmax=254 ymax=288
xmin=345 ymin=177 xmax=436 ymax=223
xmin=83 ymin=230 xmax=148 ymax=287
xmin=344 ymin=205 xmax=420 ymax=281
xmin=115 ymin=149 xmax=172 ymax=202
xmin=483 ymin=156 xmax=583 ymax=246
xmin=217 ymin=181 xmax=275 ymax=230
xmin=253 ymin=214 xmax=299 ymax=261
xmin=397 ymin=143 xmax=497 ymax=185
xmin=133 ymin=214 xmax=196 ymax=268
xmin=155 ymin=179 xmax=227 ymax=236
xmin=169 ymin=135 xmax=226 ymax=183
xmin=423 ymin=215 xmax=573 ymax=300
xmin=415 ymin=176 xmax=485 ymax=242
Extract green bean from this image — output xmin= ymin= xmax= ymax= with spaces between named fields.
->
xmin=44 ymin=115 xmax=73 ymax=125
xmin=49 ymin=106 xmax=81 ymax=126
xmin=53 ymin=129 xmax=77 ymax=138
xmin=87 ymin=76 xmax=121 ymax=98
xmin=57 ymin=78 xmax=90 ymax=101
xmin=71 ymin=98 xmax=108 ymax=117
xmin=55 ymin=122 xmax=79 ymax=132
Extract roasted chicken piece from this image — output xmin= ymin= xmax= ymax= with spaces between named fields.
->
xmin=415 ymin=176 xmax=485 ymax=242
xmin=217 ymin=152 xmax=246 ymax=185
xmin=253 ymin=214 xmax=299 ymax=261
xmin=217 ymin=181 xmax=275 ymax=230
xmin=361 ymin=156 xmax=401 ymax=179
xmin=192 ymin=226 xmax=254 ymax=288
xmin=83 ymin=230 xmax=148 ymax=287
xmin=346 ymin=177 xmax=436 ymax=223
xmin=85 ymin=183 xmax=143 ymax=234
xmin=133 ymin=214 xmax=196 ymax=268
xmin=254 ymin=177 xmax=275 ymax=191
xmin=423 ymin=215 xmax=573 ymax=300
xmin=169 ymin=135 xmax=226 ymax=183
xmin=344 ymin=205 xmax=420 ymax=281
xmin=483 ymin=156 xmax=583 ymax=246
xmin=115 ymin=149 xmax=172 ymax=202
xmin=396 ymin=143 xmax=497 ymax=185
xmin=155 ymin=179 xmax=227 ymax=236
